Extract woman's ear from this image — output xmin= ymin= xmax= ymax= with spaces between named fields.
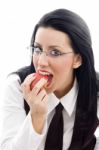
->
xmin=73 ymin=54 xmax=82 ymax=69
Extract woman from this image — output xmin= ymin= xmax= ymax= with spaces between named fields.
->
xmin=0 ymin=9 xmax=99 ymax=150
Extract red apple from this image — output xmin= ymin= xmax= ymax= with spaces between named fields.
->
xmin=30 ymin=73 xmax=49 ymax=90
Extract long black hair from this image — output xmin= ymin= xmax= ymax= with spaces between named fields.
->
xmin=16 ymin=9 xmax=99 ymax=126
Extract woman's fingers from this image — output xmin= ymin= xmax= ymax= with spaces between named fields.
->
xmin=31 ymin=78 xmax=48 ymax=95
xmin=21 ymin=73 xmax=36 ymax=93
xmin=37 ymin=88 xmax=47 ymax=100
xmin=30 ymin=89 xmax=48 ymax=115
xmin=21 ymin=73 xmax=49 ymax=116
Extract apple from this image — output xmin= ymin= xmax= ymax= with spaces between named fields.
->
xmin=30 ymin=73 xmax=49 ymax=90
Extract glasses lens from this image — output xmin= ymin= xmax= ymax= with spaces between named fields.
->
xmin=49 ymin=50 xmax=62 ymax=57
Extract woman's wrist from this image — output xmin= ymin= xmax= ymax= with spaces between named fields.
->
xmin=31 ymin=113 xmax=46 ymax=134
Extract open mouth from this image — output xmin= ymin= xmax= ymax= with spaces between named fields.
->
xmin=38 ymin=70 xmax=53 ymax=86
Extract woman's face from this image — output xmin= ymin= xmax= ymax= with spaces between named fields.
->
xmin=33 ymin=27 xmax=82 ymax=98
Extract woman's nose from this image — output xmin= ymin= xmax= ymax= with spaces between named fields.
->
xmin=37 ymin=53 xmax=49 ymax=67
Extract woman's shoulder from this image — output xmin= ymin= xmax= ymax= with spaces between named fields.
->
xmin=13 ymin=65 xmax=34 ymax=83
xmin=3 ymin=65 xmax=31 ymax=92
xmin=6 ymin=65 xmax=32 ymax=84
xmin=3 ymin=65 xmax=34 ymax=94
xmin=1 ymin=72 xmax=26 ymax=112
xmin=2 ymin=74 xmax=21 ymax=98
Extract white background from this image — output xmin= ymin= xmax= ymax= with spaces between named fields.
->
xmin=0 ymin=0 xmax=99 ymax=131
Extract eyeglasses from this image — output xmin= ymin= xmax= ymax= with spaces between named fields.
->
xmin=29 ymin=46 xmax=73 ymax=58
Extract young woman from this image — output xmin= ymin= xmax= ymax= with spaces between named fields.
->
xmin=0 ymin=9 xmax=99 ymax=150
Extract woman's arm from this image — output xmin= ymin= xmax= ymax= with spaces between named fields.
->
xmin=0 ymin=75 xmax=47 ymax=150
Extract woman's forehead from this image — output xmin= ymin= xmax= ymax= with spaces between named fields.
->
xmin=35 ymin=27 xmax=72 ymax=47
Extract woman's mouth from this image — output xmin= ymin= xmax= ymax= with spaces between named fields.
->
xmin=46 ymin=74 xmax=53 ymax=87
xmin=38 ymin=70 xmax=53 ymax=87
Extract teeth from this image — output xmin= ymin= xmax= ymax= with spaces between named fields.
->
xmin=39 ymin=70 xmax=51 ymax=76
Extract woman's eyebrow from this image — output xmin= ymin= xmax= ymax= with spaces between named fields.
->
xmin=48 ymin=45 xmax=61 ymax=49
xmin=34 ymin=42 xmax=61 ymax=48
xmin=34 ymin=42 xmax=41 ymax=46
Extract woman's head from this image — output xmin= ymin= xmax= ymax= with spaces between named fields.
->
xmin=33 ymin=27 xmax=82 ymax=97
xmin=31 ymin=9 xmax=95 ymax=77
xmin=30 ymin=9 xmax=96 ymax=96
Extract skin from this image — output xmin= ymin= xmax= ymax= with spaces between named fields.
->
xmin=21 ymin=27 xmax=82 ymax=134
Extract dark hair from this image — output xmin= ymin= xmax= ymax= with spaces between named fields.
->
xmin=16 ymin=9 xmax=99 ymax=126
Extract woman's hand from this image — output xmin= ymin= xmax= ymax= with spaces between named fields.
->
xmin=21 ymin=73 xmax=48 ymax=134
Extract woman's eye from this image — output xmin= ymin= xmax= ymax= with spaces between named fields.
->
xmin=34 ymin=47 xmax=42 ymax=54
xmin=50 ymin=49 xmax=61 ymax=56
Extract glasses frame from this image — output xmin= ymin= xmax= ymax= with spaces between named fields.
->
xmin=28 ymin=46 xmax=74 ymax=58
